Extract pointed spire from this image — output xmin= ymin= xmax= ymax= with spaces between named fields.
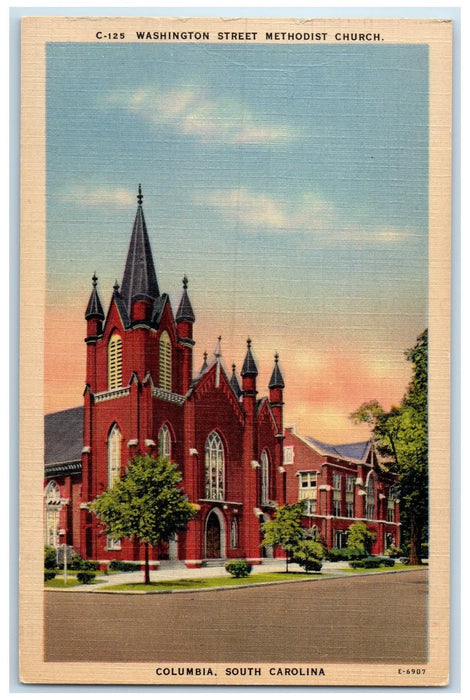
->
xmin=269 ymin=352 xmax=285 ymax=389
xmin=199 ymin=350 xmax=208 ymax=375
xmin=176 ymin=275 xmax=195 ymax=323
xmin=120 ymin=185 xmax=160 ymax=314
xmin=241 ymin=338 xmax=258 ymax=377
xmin=85 ymin=273 xmax=104 ymax=320
xmin=230 ymin=363 xmax=242 ymax=397
xmin=214 ymin=336 xmax=222 ymax=387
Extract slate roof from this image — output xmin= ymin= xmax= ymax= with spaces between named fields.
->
xmin=120 ymin=188 xmax=160 ymax=314
xmin=268 ymin=355 xmax=285 ymax=389
xmin=176 ymin=276 xmax=195 ymax=323
xmin=305 ymin=436 xmax=371 ymax=463
xmin=45 ymin=406 xmax=83 ymax=466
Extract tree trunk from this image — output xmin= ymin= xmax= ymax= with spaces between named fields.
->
xmin=144 ymin=542 xmax=150 ymax=584
xmin=285 ymin=551 xmax=289 ymax=573
xmin=408 ymin=519 xmax=422 ymax=565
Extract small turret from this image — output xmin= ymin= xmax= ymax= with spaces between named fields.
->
xmin=85 ymin=273 xmax=104 ymax=339
xmin=230 ymin=363 xmax=242 ymax=398
xmin=241 ymin=338 xmax=258 ymax=410
xmin=176 ymin=276 xmax=195 ymax=394
xmin=269 ymin=353 xmax=285 ymax=433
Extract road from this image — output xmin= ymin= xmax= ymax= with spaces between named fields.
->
xmin=44 ymin=569 xmax=427 ymax=663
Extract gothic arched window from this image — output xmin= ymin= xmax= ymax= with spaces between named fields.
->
xmin=366 ymin=472 xmax=375 ymax=520
xmin=159 ymin=331 xmax=172 ymax=390
xmin=205 ymin=431 xmax=224 ymax=500
xmin=108 ymin=333 xmax=122 ymax=389
xmin=260 ymin=450 xmax=269 ymax=505
xmin=108 ymin=424 xmax=122 ymax=488
xmin=44 ymin=481 xmax=62 ymax=548
xmin=158 ymin=424 xmax=171 ymax=459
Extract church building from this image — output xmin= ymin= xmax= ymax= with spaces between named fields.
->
xmin=45 ymin=186 xmax=286 ymax=568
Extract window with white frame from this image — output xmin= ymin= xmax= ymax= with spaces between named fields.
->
xmin=299 ymin=471 xmax=317 ymax=489
xmin=159 ymin=330 xmax=172 ymax=390
xmin=230 ymin=517 xmax=239 ymax=548
xmin=158 ymin=424 xmax=171 ymax=459
xmin=303 ymin=499 xmax=317 ymax=516
xmin=108 ymin=333 xmax=122 ymax=389
xmin=205 ymin=431 xmax=224 ymax=500
xmin=387 ymin=497 xmax=395 ymax=522
xmin=346 ymin=476 xmax=354 ymax=518
xmin=44 ymin=481 xmax=62 ymax=548
xmin=283 ymin=445 xmax=294 ymax=465
xmin=260 ymin=450 xmax=269 ymax=505
xmin=333 ymin=472 xmax=341 ymax=516
xmin=366 ymin=473 xmax=375 ymax=520
xmin=108 ymin=424 xmax=122 ymax=488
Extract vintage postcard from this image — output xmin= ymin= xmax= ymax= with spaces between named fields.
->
xmin=19 ymin=15 xmax=452 ymax=686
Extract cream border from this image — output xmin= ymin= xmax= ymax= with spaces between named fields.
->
xmin=19 ymin=16 xmax=452 ymax=687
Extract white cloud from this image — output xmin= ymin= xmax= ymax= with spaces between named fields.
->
xmin=59 ymin=185 xmax=134 ymax=208
xmin=106 ymin=86 xmax=294 ymax=145
xmin=194 ymin=187 xmax=414 ymax=245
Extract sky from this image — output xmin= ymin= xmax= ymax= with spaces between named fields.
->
xmin=45 ymin=41 xmax=428 ymax=442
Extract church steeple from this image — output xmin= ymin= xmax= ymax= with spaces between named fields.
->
xmin=176 ymin=275 xmax=195 ymax=323
xmin=120 ymin=185 xmax=160 ymax=318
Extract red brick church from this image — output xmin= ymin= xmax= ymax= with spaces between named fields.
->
xmin=44 ymin=187 xmax=400 ymax=567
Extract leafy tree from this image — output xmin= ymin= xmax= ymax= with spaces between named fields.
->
xmin=292 ymin=540 xmax=325 ymax=572
xmin=347 ymin=521 xmax=376 ymax=556
xmin=261 ymin=502 xmax=306 ymax=572
xmin=44 ymin=545 xmax=56 ymax=570
xmin=89 ymin=455 xmax=198 ymax=583
xmin=351 ymin=330 xmax=428 ymax=565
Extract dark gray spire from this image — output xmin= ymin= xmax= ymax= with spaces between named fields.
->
xmin=269 ymin=353 xmax=285 ymax=389
xmin=199 ymin=351 xmax=208 ymax=375
xmin=230 ymin=363 xmax=242 ymax=397
xmin=120 ymin=185 xmax=160 ymax=313
xmin=176 ymin=275 xmax=195 ymax=323
xmin=85 ymin=273 xmax=104 ymax=320
xmin=241 ymin=338 xmax=258 ymax=377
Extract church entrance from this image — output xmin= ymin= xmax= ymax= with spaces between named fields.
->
xmin=205 ymin=511 xmax=221 ymax=559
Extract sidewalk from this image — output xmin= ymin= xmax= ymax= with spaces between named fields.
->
xmin=49 ymin=559 xmax=352 ymax=592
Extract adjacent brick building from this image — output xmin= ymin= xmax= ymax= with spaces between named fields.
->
xmin=282 ymin=427 xmax=400 ymax=554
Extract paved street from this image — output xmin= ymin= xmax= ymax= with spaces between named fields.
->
xmin=44 ymin=569 xmax=427 ymax=663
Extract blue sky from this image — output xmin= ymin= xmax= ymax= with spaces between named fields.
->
xmin=45 ymin=42 xmax=428 ymax=440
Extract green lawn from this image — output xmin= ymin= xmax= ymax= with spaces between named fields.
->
xmin=99 ymin=571 xmax=322 ymax=592
xmin=45 ymin=576 xmax=104 ymax=588
xmin=337 ymin=563 xmax=425 ymax=574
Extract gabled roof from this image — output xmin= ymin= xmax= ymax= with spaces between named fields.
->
xmin=120 ymin=186 xmax=160 ymax=314
xmin=305 ymin=436 xmax=371 ymax=463
xmin=45 ymin=406 xmax=83 ymax=466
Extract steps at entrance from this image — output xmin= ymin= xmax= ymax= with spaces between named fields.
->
xmin=203 ymin=559 xmax=226 ymax=568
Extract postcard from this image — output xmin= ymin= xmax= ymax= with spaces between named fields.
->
xmin=19 ymin=15 xmax=452 ymax=686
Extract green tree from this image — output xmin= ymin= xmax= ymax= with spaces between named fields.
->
xmin=89 ymin=455 xmax=198 ymax=583
xmin=261 ymin=502 xmax=306 ymax=572
xmin=292 ymin=540 xmax=325 ymax=572
xmin=351 ymin=329 xmax=428 ymax=565
xmin=347 ymin=521 xmax=376 ymax=556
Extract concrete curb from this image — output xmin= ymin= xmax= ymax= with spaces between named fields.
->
xmin=44 ymin=566 xmax=425 ymax=594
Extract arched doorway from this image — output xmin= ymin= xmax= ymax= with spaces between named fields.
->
xmin=205 ymin=510 xmax=225 ymax=559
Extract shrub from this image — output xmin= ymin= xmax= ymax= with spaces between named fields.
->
xmin=69 ymin=555 xmax=99 ymax=571
xmin=292 ymin=540 xmax=324 ymax=572
xmin=76 ymin=571 xmax=96 ymax=584
xmin=44 ymin=569 xmax=57 ymax=582
xmin=225 ymin=560 xmax=252 ymax=578
xmin=108 ymin=560 xmax=140 ymax=572
xmin=347 ymin=522 xmax=376 ymax=555
xmin=349 ymin=557 xmax=394 ymax=569
xmin=385 ymin=544 xmax=402 ymax=558
xmin=44 ymin=545 xmax=56 ymax=569
xmin=326 ymin=547 xmax=364 ymax=562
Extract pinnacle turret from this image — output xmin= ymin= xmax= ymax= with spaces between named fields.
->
xmin=176 ymin=275 xmax=195 ymax=323
xmin=241 ymin=338 xmax=258 ymax=377
xmin=269 ymin=353 xmax=285 ymax=389
xmin=85 ymin=273 xmax=104 ymax=320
